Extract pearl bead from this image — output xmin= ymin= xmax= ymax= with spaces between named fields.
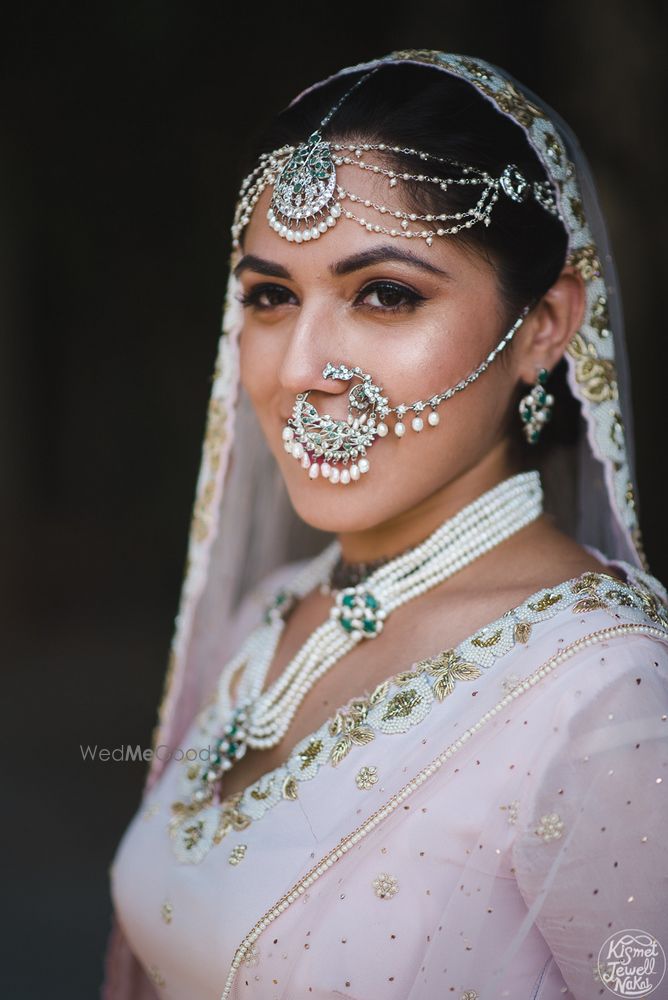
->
xmin=350 ymin=464 xmax=360 ymax=480
xmin=377 ymin=422 xmax=388 ymax=437
xmin=308 ymin=464 xmax=320 ymax=479
xmin=394 ymin=421 xmax=406 ymax=437
xmin=411 ymin=417 xmax=424 ymax=432
xmin=330 ymin=467 xmax=340 ymax=484
xmin=282 ymin=426 xmax=294 ymax=442
xmin=428 ymin=411 xmax=440 ymax=426
xmin=358 ymin=458 xmax=370 ymax=474
xmin=291 ymin=442 xmax=304 ymax=459
xmin=321 ymin=462 xmax=331 ymax=478
xmin=300 ymin=452 xmax=311 ymax=468
xmin=340 ymin=468 xmax=351 ymax=484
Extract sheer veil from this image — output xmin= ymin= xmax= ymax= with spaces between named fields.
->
xmin=102 ymin=49 xmax=658 ymax=998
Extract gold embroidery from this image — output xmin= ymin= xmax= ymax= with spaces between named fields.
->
xmin=604 ymin=588 xmax=636 ymax=608
xmin=356 ymin=765 xmax=379 ymax=790
xmin=329 ymin=695 xmax=377 ymax=766
xmin=590 ymin=295 xmax=611 ymax=338
xmin=394 ymin=669 xmax=422 ymax=685
xmin=250 ymin=777 xmax=275 ymax=800
xmin=568 ymin=334 xmax=618 ymax=403
xmin=372 ymin=872 xmax=399 ymax=899
xmin=514 ymin=621 xmax=532 ymax=643
xmin=381 ymin=689 xmax=422 ymax=721
xmin=573 ymin=597 xmax=608 ymax=613
xmin=567 ymin=244 xmax=602 ymax=281
xmin=182 ymin=819 xmax=205 ymax=851
xmin=527 ymin=592 xmax=563 ymax=612
xmin=298 ymin=738 xmax=324 ymax=770
xmin=229 ymin=844 xmax=247 ymax=866
xmin=462 ymin=991 xmax=480 ymax=1000
xmin=457 ymin=57 xmax=493 ymax=82
xmin=471 ymin=627 xmax=503 ymax=648
xmin=417 ymin=648 xmax=482 ymax=702
xmin=213 ymin=792 xmax=252 ymax=844
xmin=535 ymin=812 xmax=564 ymax=842
xmin=282 ymin=775 xmax=299 ymax=800
xmin=544 ymin=132 xmax=563 ymax=166
xmin=569 ymin=196 xmax=586 ymax=227
xmin=160 ymin=902 xmax=173 ymax=924
xmin=632 ymin=585 xmax=668 ymax=629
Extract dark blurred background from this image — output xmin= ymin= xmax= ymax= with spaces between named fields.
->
xmin=1 ymin=1 xmax=665 ymax=996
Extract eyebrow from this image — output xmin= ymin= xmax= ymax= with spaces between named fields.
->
xmin=233 ymin=245 xmax=452 ymax=281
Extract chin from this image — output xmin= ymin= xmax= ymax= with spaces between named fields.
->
xmin=281 ymin=466 xmax=395 ymax=534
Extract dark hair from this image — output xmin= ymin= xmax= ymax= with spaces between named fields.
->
xmin=240 ymin=63 xmax=579 ymax=451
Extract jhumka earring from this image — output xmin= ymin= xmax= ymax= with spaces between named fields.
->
xmin=518 ymin=367 xmax=554 ymax=444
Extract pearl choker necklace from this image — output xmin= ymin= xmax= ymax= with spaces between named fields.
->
xmin=180 ymin=470 xmax=543 ymax=814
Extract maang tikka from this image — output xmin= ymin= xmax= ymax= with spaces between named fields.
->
xmin=232 ymin=64 xmax=560 ymax=485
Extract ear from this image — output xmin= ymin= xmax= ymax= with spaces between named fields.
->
xmin=516 ymin=266 xmax=585 ymax=384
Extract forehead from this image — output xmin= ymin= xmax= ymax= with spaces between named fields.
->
xmin=237 ymin=161 xmax=483 ymax=279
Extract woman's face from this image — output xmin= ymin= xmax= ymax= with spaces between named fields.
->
xmin=237 ymin=163 xmax=524 ymax=533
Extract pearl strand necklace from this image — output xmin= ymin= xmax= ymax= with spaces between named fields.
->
xmin=206 ymin=470 xmax=543 ymax=775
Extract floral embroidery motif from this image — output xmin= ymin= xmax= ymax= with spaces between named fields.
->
xmin=415 ymin=649 xmax=481 ymax=701
xmin=535 ymin=812 xmax=564 ymax=842
xmin=461 ymin=991 xmax=480 ymax=1000
xmin=160 ymin=901 xmax=173 ymax=924
xmin=169 ymin=566 xmax=668 ymax=863
xmin=372 ymin=872 xmax=399 ymax=899
xmin=567 ymin=331 xmax=618 ymax=403
xmin=356 ymin=765 xmax=379 ymax=790
xmin=228 ymin=844 xmax=247 ymax=866
xmin=514 ymin=621 xmax=532 ymax=643
xmin=502 ymin=800 xmax=520 ymax=825
xmin=169 ymin=791 xmax=251 ymax=864
xmin=567 ymin=244 xmax=602 ymax=282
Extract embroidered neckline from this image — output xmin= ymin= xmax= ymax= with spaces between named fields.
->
xmin=168 ymin=560 xmax=668 ymax=863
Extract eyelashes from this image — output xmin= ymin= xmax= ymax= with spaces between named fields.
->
xmin=236 ymin=279 xmax=428 ymax=315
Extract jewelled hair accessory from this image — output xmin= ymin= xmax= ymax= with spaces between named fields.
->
xmin=282 ymin=307 xmax=529 ymax=484
xmin=231 ymin=67 xmax=560 ymax=250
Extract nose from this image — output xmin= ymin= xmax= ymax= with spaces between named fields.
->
xmin=278 ymin=300 xmax=352 ymax=416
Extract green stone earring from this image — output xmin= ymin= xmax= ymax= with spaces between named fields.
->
xmin=519 ymin=367 xmax=554 ymax=444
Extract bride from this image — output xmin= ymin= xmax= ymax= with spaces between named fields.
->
xmin=104 ymin=51 xmax=668 ymax=1000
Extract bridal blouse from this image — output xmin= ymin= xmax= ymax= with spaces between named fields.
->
xmin=109 ymin=547 xmax=668 ymax=999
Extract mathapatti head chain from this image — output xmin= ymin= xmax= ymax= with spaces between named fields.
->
xmin=231 ymin=66 xmax=560 ymax=484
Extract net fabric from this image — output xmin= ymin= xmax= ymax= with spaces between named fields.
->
xmin=102 ymin=50 xmax=660 ymax=999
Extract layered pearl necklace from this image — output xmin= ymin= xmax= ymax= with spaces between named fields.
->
xmin=199 ymin=470 xmax=543 ymax=790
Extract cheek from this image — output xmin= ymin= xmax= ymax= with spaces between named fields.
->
xmin=239 ymin=327 xmax=276 ymax=403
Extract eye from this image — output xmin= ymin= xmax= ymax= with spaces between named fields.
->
xmin=355 ymin=280 xmax=426 ymax=314
xmin=236 ymin=284 xmax=295 ymax=310
xmin=236 ymin=279 xmax=427 ymax=314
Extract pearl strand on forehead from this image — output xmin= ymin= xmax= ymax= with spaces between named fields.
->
xmin=201 ymin=470 xmax=542 ymax=776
